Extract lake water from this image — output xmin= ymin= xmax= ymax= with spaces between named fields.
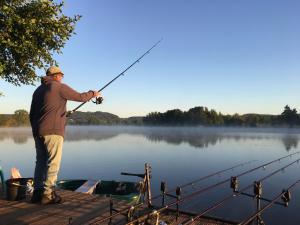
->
xmin=0 ymin=126 xmax=300 ymax=224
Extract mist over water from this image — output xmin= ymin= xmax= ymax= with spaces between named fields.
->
xmin=1 ymin=126 xmax=300 ymax=150
xmin=0 ymin=126 xmax=300 ymax=224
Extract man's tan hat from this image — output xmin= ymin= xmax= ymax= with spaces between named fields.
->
xmin=46 ymin=66 xmax=64 ymax=76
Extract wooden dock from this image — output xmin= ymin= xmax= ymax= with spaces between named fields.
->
xmin=0 ymin=190 xmax=131 ymax=225
xmin=0 ymin=190 xmax=236 ymax=225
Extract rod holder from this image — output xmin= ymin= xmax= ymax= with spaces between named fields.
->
xmin=145 ymin=163 xmax=152 ymax=208
xmin=109 ymin=197 xmax=113 ymax=225
xmin=176 ymin=187 xmax=182 ymax=221
xmin=253 ymin=181 xmax=263 ymax=225
xmin=161 ymin=181 xmax=166 ymax=206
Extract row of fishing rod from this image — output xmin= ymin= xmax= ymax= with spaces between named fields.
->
xmin=91 ymin=151 xmax=300 ymax=225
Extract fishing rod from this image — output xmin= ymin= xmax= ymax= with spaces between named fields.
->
xmin=182 ymin=158 xmax=300 ymax=224
xmin=124 ymin=151 xmax=300 ymax=225
xmin=238 ymin=179 xmax=300 ymax=225
xmin=93 ymin=152 xmax=298 ymax=224
xmin=154 ymin=160 xmax=256 ymax=200
xmin=91 ymin=160 xmax=256 ymax=224
xmin=68 ymin=39 xmax=162 ymax=115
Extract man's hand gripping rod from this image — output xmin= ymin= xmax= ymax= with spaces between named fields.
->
xmin=67 ymin=39 xmax=162 ymax=117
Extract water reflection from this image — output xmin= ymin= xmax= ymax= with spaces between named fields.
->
xmin=1 ymin=126 xmax=300 ymax=225
xmin=145 ymin=130 xmax=220 ymax=148
xmin=0 ymin=126 xmax=300 ymax=151
xmin=0 ymin=127 xmax=119 ymax=144
xmin=0 ymin=127 xmax=32 ymax=144
xmin=282 ymin=135 xmax=299 ymax=151
xmin=144 ymin=128 xmax=300 ymax=151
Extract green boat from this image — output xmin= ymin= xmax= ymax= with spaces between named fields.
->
xmin=56 ymin=179 xmax=140 ymax=202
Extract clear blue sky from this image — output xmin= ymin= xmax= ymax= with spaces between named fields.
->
xmin=1 ymin=0 xmax=299 ymax=117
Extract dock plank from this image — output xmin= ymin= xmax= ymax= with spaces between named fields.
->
xmin=0 ymin=190 xmax=235 ymax=225
xmin=0 ymin=190 xmax=132 ymax=225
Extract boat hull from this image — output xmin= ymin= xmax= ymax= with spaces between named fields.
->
xmin=56 ymin=179 xmax=140 ymax=202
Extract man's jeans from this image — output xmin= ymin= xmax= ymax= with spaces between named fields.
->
xmin=34 ymin=135 xmax=63 ymax=196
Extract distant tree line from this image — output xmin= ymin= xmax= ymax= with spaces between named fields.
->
xmin=0 ymin=110 xmax=30 ymax=126
xmin=143 ymin=105 xmax=300 ymax=127
xmin=1 ymin=105 xmax=300 ymax=127
xmin=0 ymin=110 xmax=144 ymax=127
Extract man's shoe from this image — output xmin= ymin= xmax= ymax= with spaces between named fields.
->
xmin=41 ymin=191 xmax=63 ymax=205
xmin=31 ymin=189 xmax=43 ymax=204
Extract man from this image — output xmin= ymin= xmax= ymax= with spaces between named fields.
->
xmin=29 ymin=66 xmax=100 ymax=204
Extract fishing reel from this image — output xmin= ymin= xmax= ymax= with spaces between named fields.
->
xmin=230 ymin=176 xmax=239 ymax=192
xmin=254 ymin=181 xmax=262 ymax=198
xmin=281 ymin=189 xmax=291 ymax=207
xmin=92 ymin=96 xmax=104 ymax=105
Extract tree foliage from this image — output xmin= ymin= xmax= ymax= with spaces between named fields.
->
xmin=1 ymin=106 xmax=300 ymax=127
xmin=280 ymin=105 xmax=299 ymax=127
xmin=0 ymin=109 xmax=29 ymax=126
xmin=0 ymin=0 xmax=81 ymax=87
xmin=13 ymin=109 xmax=29 ymax=125
xmin=144 ymin=105 xmax=300 ymax=127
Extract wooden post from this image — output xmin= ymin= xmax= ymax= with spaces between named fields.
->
xmin=145 ymin=163 xmax=152 ymax=207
